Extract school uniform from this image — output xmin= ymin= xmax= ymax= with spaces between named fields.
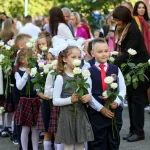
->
xmin=15 ymin=67 xmax=40 ymax=127
xmin=88 ymin=62 xmax=126 ymax=150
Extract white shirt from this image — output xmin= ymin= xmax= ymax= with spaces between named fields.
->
xmin=16 ymin=21 xmax=23 ymax=31
xmin=53 ymin=74 xmax=102 ymax=112
xmin=87 ymin=61 xmax=126 ymax=111
xmin=57 ymin=23 xmax=74 ymax=39
xmin=19 ymin=23 xmax=41 ymax=39
xmin=44 ymin=70 xmax=55 ymax=99
xmin=15 ymin=67 xmax=28 ymax=90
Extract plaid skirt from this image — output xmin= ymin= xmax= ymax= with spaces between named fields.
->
xmin=15 ymin=97 xmax=40 ymax=127
xmin=36 ymin=106 xmax=45 ymax=130
xmin=48 ymin=106 xmax=59 ymax=133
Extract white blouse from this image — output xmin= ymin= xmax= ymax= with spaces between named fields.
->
xmin=44 ymin=70 xmax=55 ymax=99
xmin=53 ymin=74 xmax=102 ymax=112
xmin=57 ymin=23 xmax=74 ymax=39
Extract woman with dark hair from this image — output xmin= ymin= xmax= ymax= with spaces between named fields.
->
xmin=133 ymin=1 xmax=150 ymax=55
xmin=133 ymin=1 xmax=149 ymax=21
xmin=48 ymin=7 xmax=74 ymax=39
xmin=113 ymin=5 xmax=150 ymax=142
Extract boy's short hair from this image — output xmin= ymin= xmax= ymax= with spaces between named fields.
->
xmin=14 ymin=33 xmax=32 ymax=49
xmin=92 ymin=38 xmax=107 ymax=50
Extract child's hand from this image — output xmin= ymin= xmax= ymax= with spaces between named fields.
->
xmin=80 ymin=94 xmax=91 ymax=103
xmin=26 ymin=68 xmax=31 ymax=74
xmin=110 ymin=102 xmax=118 ymax=109
xmin=71 ymin=93 xmax=79 ymax=103
xmin=38 ymin=93 xmax=49 ymax=100
xmin=100 ymin=107 xmax=114 ymax=118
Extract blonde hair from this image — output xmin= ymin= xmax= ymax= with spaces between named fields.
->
xmin=71 ymin=12 xmax=81 ymax=25
xmin=0 ymin=19 xmax=15 ymax=43
xmin=36 ymin=31 xmax=52 ymax=53
xmin=57 ymin=46 xmax=80 ymax=74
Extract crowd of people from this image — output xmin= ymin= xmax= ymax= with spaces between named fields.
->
xmin=0 ymin=1 xmax=150 ymax=150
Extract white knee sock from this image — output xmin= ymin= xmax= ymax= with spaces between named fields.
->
xmin=56 ymin=143 xmax=64 ymax=150
xmin=31 ymin=126 xmax=39 ymax=150
xmin=75 ymin=143 xmax=84 ymax=150
xmin=84 ymin=142 xmax=88 ymax=150
xmin=11 ymin=121 xmax=14 ymax=133
xmin=64 ymin=144 xmax=74 ymax=150
xmin=21 ymin=126 xmax=30 ymax=150
xmin=44 ymin=141 xmax=52 ymax=150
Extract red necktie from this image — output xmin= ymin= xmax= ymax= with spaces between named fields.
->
xmin=99 ymin=64 xmax=107 ymax=102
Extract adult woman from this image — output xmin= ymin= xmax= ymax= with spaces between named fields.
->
xmin=133 ymin=1 xmax=150 ymax=54
xmin=113 ymin=6 xmax=150 ymax=142
xmin=0 ymin=18 xmax=15 ymax=43
xmin=48 ymin=7 xmax=74 ymax=39
xmin=70 ymin=12 xmax=88 ymax=39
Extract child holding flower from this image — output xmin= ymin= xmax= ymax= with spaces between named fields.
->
xmin=53 ymin=45 xmax=102 ymax=150
xmin=15 ymin=49 xmax=41 ymax=150
xmin=88 ymin=38 xmax=126 ymax=150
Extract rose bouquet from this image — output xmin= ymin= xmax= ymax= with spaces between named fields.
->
xmin=0 ymin=40 xmax=15 ymax=97
xmin=65 ymin=59 xmax=91 ymax=119
xmin=99 ymin=76 xmax=123 ymax=140
xmin=110 ymin=48 xmax=150 ymax=89
xmin=26 ymin=39 xmax=38 ymax=97
xmin=31 ymin=60 xmax=57 ymax=94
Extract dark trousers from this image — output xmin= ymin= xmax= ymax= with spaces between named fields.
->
xmin=88 ymin=124 xmax=122 ymax=150
xmin=128 ymin=93 xmax=145 ymax=136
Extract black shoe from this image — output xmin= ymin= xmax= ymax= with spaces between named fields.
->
xmin=127 ymin=134 xmax=145 ymax=142
xmin=123 ymin=133 xmax=132 ymax=140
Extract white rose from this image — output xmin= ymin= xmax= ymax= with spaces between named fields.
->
xmin=46 ymin=64 xmax=52 ymax=70
xmin=104 ymin=76 xmax=114 ymax=84
xmin=109 ymin=57 xmax=115 ymax=62
xmin=72 ymin=59 xmax=81 ymax=67
xmin=52 ymin=60 xmax=58 ymax=70
xmin=37 ymin=54 xmax=42 ymax=60
xmin=30 ymin=38 xmax=36 ymax=43
xmin=111 ymin=51 xmax=119 ymax=56
xmin=26 ymin=42 xmax=33 ymax=48
xmin=41 ymin=46 xmax=48 ymax=51
xmin=102 ymin=91 xmax=108 ymax=98
xmin=73 ymin=67 xmax=81 ymax=75
xmin=43 ymin=65 xmax=50 ymax=74
xmin=5 ymin=45 xmax=11 ymax=50
xmin=127 ymin=48 xmax=137 ymax=55
xmin=40 ymin=72 xmax=44 ymax=76
xmin=30 ymin=67 xmax=37 ymax=77
xmin=82 ymin=69 xmax=91 ymax=77
xmin=148 ymin=59 xmax=150 ymax=65
xmin=38 ymin=62 xmax=45 ymax=68
xmin=110 ymin=83 xmax=118 ymax=89
xmin=0 ymin=54 xmax=5 ymax=60
xmin=0 ymin=41 xmax=4 ymax=47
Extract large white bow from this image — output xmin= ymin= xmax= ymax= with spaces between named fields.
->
xmin=48 ymin=35 xmax=85 ymax=57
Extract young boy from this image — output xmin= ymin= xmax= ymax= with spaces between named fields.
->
xmin=88 ymin=38 xmax=126 ymax=150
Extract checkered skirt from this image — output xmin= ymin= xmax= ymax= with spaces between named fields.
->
xmin=48 ymin=106 xmax=59 ymax=133
xmin=15 ymin=97 xmax=40 ymax=127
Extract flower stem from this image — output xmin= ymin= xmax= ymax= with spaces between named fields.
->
xmin=5 ymin=75 xmax=9 ymax=98
xmin=74 ymin=103 xmax=76 ymax=119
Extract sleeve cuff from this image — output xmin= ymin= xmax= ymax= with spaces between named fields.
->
xmin=115 ymin=98 xmax=122 ymax=106
xmin=22 ymin=72 xmax=28 ymax=80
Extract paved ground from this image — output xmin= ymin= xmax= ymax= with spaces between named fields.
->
xmin=0 ymin=107 xmax=150 ymax=150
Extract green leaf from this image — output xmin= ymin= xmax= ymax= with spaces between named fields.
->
xmin=65 ymin=83 xmax=70 ymax=90
xmin=84 ymin=83 xmax=90 ymax=89
xmin=118 ymin=95 xmax=123 ymax=101
xmin=139 ymin=74 xmax=145 ymax=82
xmin=77 ymin=88 xmax=84 ymax=97
xmin=33 ymin=84 xmax=41 ymax=91
xmin=121 ymin=63 xmax=126 ymax=68
xmin=127 ymin=63 xmax=135 ymax=67
xmin=133 ymin=82 xmax=138 ymax=89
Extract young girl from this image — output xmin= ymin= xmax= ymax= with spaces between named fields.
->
xmin=15 ymin=49 xmax=41 ymax=150
xmin=36 ymin=31 xmax=52 ymax=60
xmin=88 ymin=38 xmax=126 ymax=150
xmin=53 ymin=46 xmax=101 ymax=150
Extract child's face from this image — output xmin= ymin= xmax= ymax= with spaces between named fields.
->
xmin=94 ymin=31 xmax=100 ymax=38
xmin=16 ymin=38 xmax=30 ymax=49
xmin=47 ymin=53 xmax=54 ymax=64
xmin=38 ymin=38 xmax=47 ymax=50
xmin=91 ymin=43 xmax=110 ymax=64
xmin=64 ymin=48 xmax=81 ymax=69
